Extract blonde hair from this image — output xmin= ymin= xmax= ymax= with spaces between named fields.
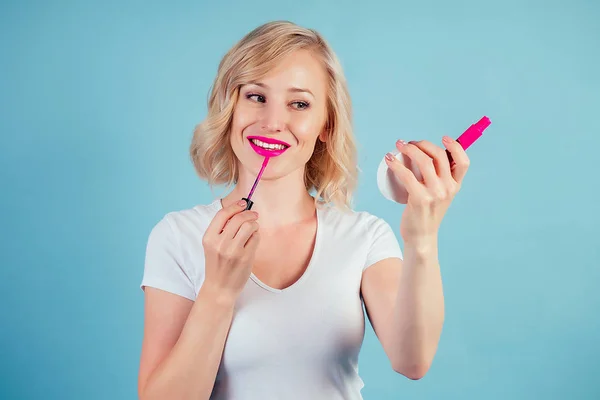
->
xmin=190 ymin=20 xmax=358 ymax=210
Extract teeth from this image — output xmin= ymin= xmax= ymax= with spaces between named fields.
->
xmin=250 ymin=139 xmax=287 ymax=150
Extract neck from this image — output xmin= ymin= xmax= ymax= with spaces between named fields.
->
xmin=221 ymin=165 xmax=316 ymax=228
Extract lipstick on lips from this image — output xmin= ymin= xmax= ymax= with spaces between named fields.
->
xmin=247 ymin=136 xmax=290 ymax=157
xmin=241 ymin=135 xmax=291 ymax=210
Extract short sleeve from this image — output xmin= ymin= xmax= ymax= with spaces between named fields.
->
xmin=363 ymin=216 xmax=403 ymax=271
xmin=140 ymin=215 xmax=196 ymax=301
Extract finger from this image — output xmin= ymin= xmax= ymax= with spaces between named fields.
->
xmin=409 ymin=140 xmax=452 ymax=183
xmin=222 ymin=210 xmax=259 ymax=240
xmin=384 ymin=152 xmax=427 ymax=197
xmin=231 ymin=219 xmax=260 ymax=248
xmin=396 ymin=140 xmax=439 ymax=186
xmin=206 ymin=199 xmax=249 ymax=237
xmin=244 ymin=229 xmax=261 ymax=252
xmin=442 ymin=136 xmax=470 ymax=183
xmin=399 ymin=152 xmax=417 ymax=181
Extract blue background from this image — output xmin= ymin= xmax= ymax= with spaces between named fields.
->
xmin=2 ymin=0 xmax=599 ymax=399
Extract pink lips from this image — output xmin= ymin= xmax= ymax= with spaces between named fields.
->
xmin=247 ymin=136 xmax=290 ymax=157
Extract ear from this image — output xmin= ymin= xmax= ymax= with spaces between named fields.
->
xmin=319 ymin=122 xmax=329 ymax=143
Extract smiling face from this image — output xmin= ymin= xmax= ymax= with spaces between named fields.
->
xmin=229 ymin=49 xmax=329 ymax=181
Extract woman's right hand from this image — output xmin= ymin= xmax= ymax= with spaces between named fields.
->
xmin=201 ymin=199 xmax=260 ymax=302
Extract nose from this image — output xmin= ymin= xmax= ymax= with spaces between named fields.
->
xmin=260 ymin=103 xmax=286 ymax=133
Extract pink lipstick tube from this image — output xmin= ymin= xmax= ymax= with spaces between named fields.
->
xmin=446 ymin=116 xmax=491 ymax=164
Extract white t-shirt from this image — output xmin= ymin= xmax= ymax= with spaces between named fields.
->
xmin=140 ymin=198 xmax=403 ymax=400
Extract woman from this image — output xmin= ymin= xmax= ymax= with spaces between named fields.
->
xmin=138 ymin=21 xmax=470 ymax=400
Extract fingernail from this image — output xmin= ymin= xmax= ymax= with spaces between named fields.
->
xmin=385 ymin=152 xmax=395 ymax=162
xmin=238 ymin=199 xmax=247 ymax=207
xmin=396 ymin=139 xmax=406 ymax=147
xmin=443 ymin=136 xmax=452 ymax=143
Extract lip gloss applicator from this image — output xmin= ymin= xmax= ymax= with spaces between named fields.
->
xmin=242 ymin=156 xmax=270 ymax=210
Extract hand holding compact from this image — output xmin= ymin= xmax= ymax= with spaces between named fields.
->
xmin=384 ymin=137 xmax=470 ymax=242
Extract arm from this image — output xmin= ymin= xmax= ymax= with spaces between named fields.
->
xmin=138 ymin=200 xmax=260 ymax=399
xmin=364 ymin=135 xmax=471 ymax=378
xmin=138 ymin=284 xmax=236 ymax=400
xmin=361 ymin=238 xmax=444 ymax=380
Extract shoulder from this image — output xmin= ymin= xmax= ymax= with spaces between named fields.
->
xmin=319 ymin=203 xmax=394 ymax=238
xmin=142 ymin=200 xmax=221 ymax=300
xmin=148 ymin=199 xmax=222 ymax=246
xmin=319 ymin=204 xmax=402 ymax=268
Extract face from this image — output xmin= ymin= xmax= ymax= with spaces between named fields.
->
xmin=229 ymin=49 xmax=329 ymax=181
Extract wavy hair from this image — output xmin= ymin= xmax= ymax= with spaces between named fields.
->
xmin=190 ymin=20 xmax=358 ymax=210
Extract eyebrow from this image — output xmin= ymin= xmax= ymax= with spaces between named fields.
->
xmin=250 ymin=82 xmax=315 ymax=98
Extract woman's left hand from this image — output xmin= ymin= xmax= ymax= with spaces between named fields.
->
xmin=384 ymin=136 xmax=470 ymax=244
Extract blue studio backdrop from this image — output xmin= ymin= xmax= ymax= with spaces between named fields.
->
xmin=1 ymin=1 xmax=599 ymax=399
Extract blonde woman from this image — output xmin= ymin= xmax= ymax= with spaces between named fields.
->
xmin=138 ymin=20 xmax=470 ymax=400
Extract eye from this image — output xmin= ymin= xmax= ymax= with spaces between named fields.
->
xmin=246 ymin=93 xmax=266 ymax=103
xmin=291 ymin=101 xmax=310 ymax=110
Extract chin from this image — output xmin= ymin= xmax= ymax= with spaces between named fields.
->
xmin=250 ymin=157 xmax=288 ymax=179
xmin=245 ymin=156 xmax=302 ymax=182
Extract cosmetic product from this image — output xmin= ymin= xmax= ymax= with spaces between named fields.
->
xmin=242 ymin=156 xmax=270 ymax=210
xmin=377 ymin=116 xmax=491 ymax=204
